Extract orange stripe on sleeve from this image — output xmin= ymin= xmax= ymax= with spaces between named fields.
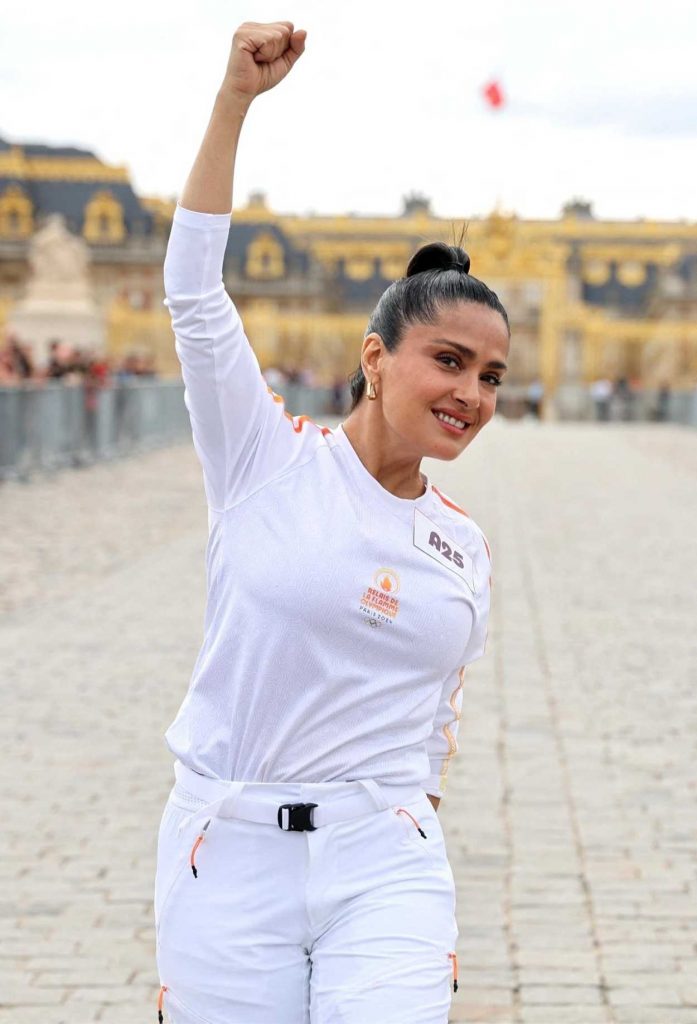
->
xmin=432 ymin=485 xmax=469 ymax=518
xmin=439 ymin=666 xmax=466 ymax=791
xmin=264 ymin=385 xmax=333 ymax=438
xmin=266 ymin=385 xmax=285 ymax=405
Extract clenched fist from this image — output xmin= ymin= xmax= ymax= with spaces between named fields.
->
xmin=222 ymin=21 xmax=307 ymax=101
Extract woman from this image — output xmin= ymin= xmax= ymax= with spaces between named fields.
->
xmin=155 ymin=21 xmax=510 ymax=1024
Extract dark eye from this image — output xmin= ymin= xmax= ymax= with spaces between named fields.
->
xmin=436 ymin=354 xmax=460 ymax=369
xmin=482 ymin=374 xmax=503 ymax=387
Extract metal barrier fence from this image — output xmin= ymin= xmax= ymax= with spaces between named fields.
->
xmin=0 ymin=382 xmax=190 ymax=481
xmin=0 ymin=381 xmax=338 ymax=481
xmin=2 ymin=380 xmax=697 ymax=481
xmin=548 ymin=385 xmax=697 ymax=425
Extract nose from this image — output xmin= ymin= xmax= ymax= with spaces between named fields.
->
xmin=452 ymin=372 xmax=480 ymax=409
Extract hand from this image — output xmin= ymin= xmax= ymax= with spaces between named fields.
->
xmin=221 ymin=21 xmax=307 ymax=102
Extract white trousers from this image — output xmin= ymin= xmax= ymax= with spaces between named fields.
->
xmin=154 ymin=762 xmax=459 ymax=1024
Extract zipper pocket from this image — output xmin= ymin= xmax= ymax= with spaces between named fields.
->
xmin=155 ymin=801 xmax=198 ymax=942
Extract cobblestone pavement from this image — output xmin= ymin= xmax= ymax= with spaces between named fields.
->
xmin=1 ymin=420 xmax=696 ymax=1024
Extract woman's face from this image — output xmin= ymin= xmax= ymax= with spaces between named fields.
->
xmin=369 ymin=301 xmax=510 ymax=461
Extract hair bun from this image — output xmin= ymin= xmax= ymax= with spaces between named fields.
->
xmin=406 ymin=242 xmax=471 ymax=278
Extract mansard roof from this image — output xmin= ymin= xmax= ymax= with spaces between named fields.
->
xmin=0 ymin=135 xmax=95 ymax=159
xmin=223 ymin=220 xmax=311 ymax=277
xmin=0 ymin=134 xmax=153 ymax=236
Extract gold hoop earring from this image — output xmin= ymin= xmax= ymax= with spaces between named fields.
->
xmin=366 ymin=380 xmax=378 ymax=400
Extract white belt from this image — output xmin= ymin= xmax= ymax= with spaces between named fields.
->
xmin=173 ymin=759 xmax=425 ymax=837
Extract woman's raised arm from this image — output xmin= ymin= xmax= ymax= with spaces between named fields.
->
xmin=164 ymin=23 xmax=312 ymax=514
xmin=181 ymin=22 xmax=306 ymax=214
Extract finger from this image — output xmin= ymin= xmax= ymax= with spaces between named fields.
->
xmin=288 ymin=29 xmax=307 ymax=61
xmin=255 ymin=28 xmax=292 ymax=63
xmin=240 ymin=24 xmax=284 ymax=50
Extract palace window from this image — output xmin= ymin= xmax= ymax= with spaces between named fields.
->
xmin=83 ymin=190 xmax=126 ymax=244
xmin=0 ymin=185 xmax=33 ymax=238
xmin=246 ymin=232 xmax=285 ymax=279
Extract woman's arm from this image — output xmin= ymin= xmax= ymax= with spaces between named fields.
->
xmin=424 ymin=532 xmax=491 ymax=807
xmin=164 ymin=22 xmax=312 ymax=513
xmin=424 ymin=666 xmax=466 ymax=806
xmin=181 ymin=21 xmax=306 ymax=214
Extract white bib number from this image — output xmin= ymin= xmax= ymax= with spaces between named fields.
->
xmin=413 ymin=509 xmax=476 ymax=593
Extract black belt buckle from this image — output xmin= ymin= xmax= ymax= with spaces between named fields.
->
xmin=277 ymin=802 xmax=318 ymax=832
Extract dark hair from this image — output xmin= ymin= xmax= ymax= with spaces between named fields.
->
xmin=348 ymin=241 xmax=510 ymax=410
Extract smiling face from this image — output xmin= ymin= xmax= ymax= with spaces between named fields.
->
xmin=364 ymin=301 xmax=510 ymax=461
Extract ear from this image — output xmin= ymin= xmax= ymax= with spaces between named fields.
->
xmin=361 ymin=332 xmax=385 ymax=379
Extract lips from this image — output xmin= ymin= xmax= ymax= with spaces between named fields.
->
xmin=432 ymin=408 xmax=475 ymax=429
xmin=432 ymin=410 xmax=472 ymax=435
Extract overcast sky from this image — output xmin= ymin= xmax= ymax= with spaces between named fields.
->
xmin=2 ymin=0 xmax=696 ymax=222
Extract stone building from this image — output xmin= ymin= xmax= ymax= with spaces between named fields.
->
xmin=1 ymin=135 xmax=697 ymax=395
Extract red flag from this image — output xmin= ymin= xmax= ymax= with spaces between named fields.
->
xmin=482 ymin=80 xmax=505 ymax=109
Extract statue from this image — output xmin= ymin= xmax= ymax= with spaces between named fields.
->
xmin=6 ymin=214 xmax=105 ymax=366
xmin=25 ymin=215 xmax=92 ymax=301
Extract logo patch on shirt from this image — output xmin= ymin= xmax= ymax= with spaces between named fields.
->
xmin=359 ymin=568 xmax=400 ymax=625
xmin=413 ymin=509 xmax=476 ymax=593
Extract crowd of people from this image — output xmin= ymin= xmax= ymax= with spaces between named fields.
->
xmin=516 ymin=375 xmax=674 ymax=422
xmin=0 ymin=335 xmax=157 ymax=388
xmin=588 ymin=376 xmax=672 ymax=422
xmin=0 ymin=335 xmax=675 ymax=424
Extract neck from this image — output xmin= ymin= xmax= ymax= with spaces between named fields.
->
xmin=342 ymin=403 xmax=426 ymax=499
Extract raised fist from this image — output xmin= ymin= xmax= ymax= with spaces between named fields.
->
xmin=222 ymin=21 xmax=306 ymax=100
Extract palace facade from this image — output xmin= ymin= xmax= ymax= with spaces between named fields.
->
xmin=1 ymin=134 xmax=697 ymax=395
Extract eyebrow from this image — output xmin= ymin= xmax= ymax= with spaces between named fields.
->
xmin=429 ymin=338 xmax=509 ymax=372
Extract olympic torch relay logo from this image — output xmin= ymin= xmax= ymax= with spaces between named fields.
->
xmin=375 ymin=569 xmax=400 ymax=594
xmin=359 ymin=568 xmax=401 ymax=625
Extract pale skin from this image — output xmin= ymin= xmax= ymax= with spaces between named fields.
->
xmin=181 ymin=21 xmax=511 ymax=813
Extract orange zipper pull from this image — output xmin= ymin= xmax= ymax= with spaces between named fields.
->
xmin=396 ymin=807 xmax=427 ymax=838
xmin=190 ymin=819 xmax=212 ymax=878
xmin=157 ymin=984 xmax=167 ymax=1022
xmin=448 ymin=952 xmax=458 ymax=992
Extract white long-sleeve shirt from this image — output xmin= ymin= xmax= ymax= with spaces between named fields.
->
xmin=163 ymin=205 xmax=492 ymax=798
